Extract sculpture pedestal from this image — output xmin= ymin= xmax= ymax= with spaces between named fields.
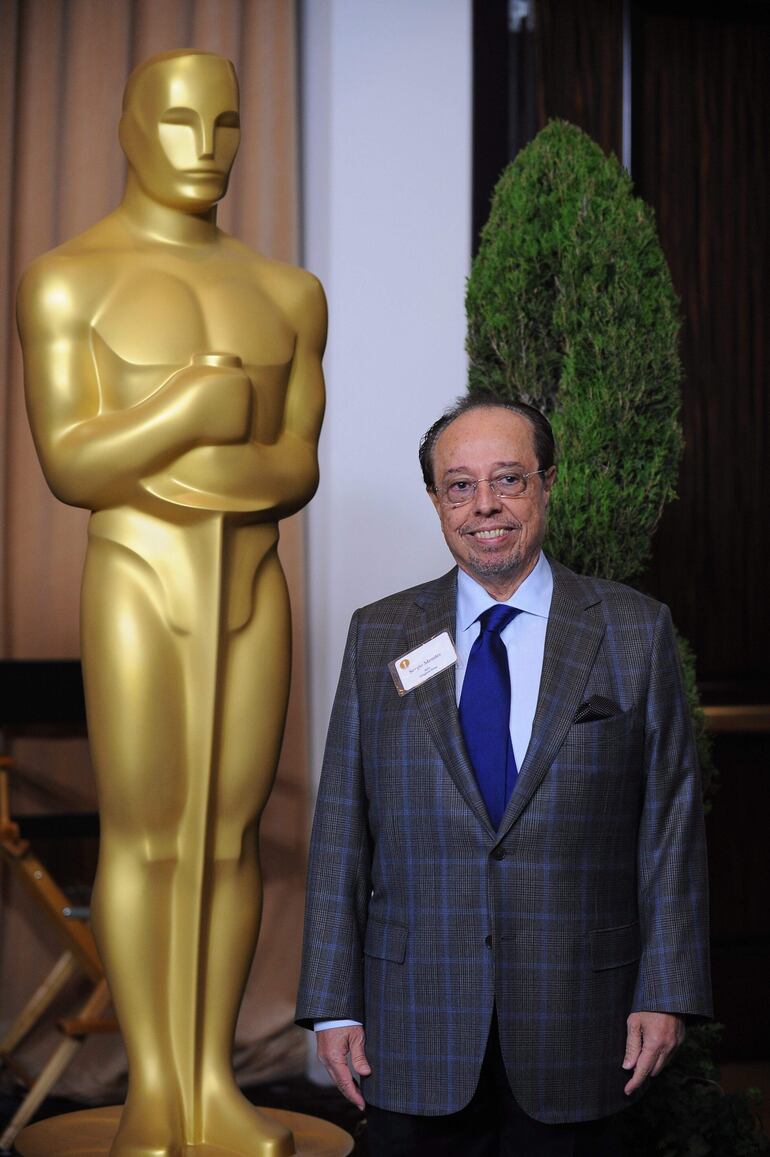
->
xmin=15 ymin=1105 xmax=354 ymax=1156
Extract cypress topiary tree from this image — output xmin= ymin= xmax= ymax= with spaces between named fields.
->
xmin=466 ymin=118 xmax=716 ymax=800
xmin=467 ymin=118 xmax=682 ymax=583
xmin=465 ymin=120 xmax=768 ymax=1155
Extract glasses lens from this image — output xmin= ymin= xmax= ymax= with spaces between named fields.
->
xmin=493 ymin=472 xmax=527 ymax=497
xmin=444 ymin=480 xmax=475 ymax=505
xmin=442 ymin=472 xmax=531 ymax=504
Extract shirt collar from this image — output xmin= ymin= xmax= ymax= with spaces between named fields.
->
xmin=457 ymin=552 xmax=553 ymax=634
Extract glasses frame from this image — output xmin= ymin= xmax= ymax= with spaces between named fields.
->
xmin=435 ymin=468 xmax=550 ymax=508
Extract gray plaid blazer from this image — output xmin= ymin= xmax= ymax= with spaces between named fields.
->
xmin=296 ymin=560 xmax=712 ymax=1122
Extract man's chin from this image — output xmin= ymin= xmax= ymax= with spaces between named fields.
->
xmin=465 ymin=550 xmax=522 ymax=581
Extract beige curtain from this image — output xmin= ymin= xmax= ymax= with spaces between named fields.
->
xmin=0 ymin=0 xmax=310 ymax=1099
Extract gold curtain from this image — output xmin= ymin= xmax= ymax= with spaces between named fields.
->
xmin=0 ymin=0 xmax=309 ymax=1099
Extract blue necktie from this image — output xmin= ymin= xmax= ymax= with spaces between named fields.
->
xmin=459 ymin=604 xmax=520 ymax=828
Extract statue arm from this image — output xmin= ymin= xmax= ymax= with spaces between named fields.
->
xmin=234 ymin=271 xmax=327 ymax=519
xmin=255 ymin=271 xmax=327 ymax=518
xmin=17 ymin=260 xmax=253 ymax=510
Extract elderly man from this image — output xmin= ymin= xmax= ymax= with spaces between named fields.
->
xmin=296 ymin=395 xmax=710 ymax=1156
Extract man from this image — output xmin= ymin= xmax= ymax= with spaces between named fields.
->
xmin=296 ymin=396 xmax=711 ymax=1156
xmin=18 ymin=51 xmax=325 ymax=1156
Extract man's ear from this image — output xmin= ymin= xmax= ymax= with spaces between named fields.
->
xmin=427 ymin=486 xmax=441 ymax=514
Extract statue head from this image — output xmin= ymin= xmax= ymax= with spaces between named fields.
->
xmin=119 ymin=50 xmax=240 ymax=212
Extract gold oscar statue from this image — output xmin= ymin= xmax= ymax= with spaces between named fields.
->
xmin=15 ymin=50 xmax=347 ymax=1157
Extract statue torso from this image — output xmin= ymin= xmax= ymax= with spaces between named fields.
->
xmin=91 ymin=250 xmax=297 ymax=445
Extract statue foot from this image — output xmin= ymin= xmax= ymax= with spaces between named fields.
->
xmin=201 ymin=1087 xmax=295 ymax=1157
xmin=108 ymin=1097 xmax=184 ymax=1157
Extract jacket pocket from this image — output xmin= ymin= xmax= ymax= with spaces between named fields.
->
xmin=589 ymin=921 xmax=641 ymax=971
xmin=364 ymin=918 xmax=408 ymax=963
xmin=572 ymin=695 xmax=623 ymax=724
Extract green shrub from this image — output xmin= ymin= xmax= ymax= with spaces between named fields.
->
xmin=620 ymin=1025 xmax=770 ymax=1156
xmin=467 ymin=119 xmax=682 ymax=583
xmin=467 ymin=118 xmax=718 ymax=796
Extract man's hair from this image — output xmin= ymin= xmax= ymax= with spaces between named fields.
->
xmin=418 ymin=392 xmax=556 ymax=490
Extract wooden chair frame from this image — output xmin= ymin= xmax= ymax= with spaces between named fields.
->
xmin=0 ymin=755 xmax=117 ymax=1152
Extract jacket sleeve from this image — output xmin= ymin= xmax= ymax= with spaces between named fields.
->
xmin=632 ymin=601 xmax=712 ymax=1018
xmin=295 ymin=611 xmax=372 ymax=1027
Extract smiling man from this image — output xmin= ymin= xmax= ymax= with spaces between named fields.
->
xmin=297 ymin=394 xmax=711 ymax=1156
xmin=425 ymin=402 xmax=555 ymax=598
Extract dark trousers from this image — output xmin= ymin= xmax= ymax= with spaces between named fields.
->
xmin=364 ymin=1012 xmax=623 ymax=1157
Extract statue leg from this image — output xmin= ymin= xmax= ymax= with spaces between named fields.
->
xmin=197 ymin=548 xmax=295 ymax=1155
xmin=82 ymin=538 xmax=188 ymax=1156
xmin=84 ymin=530 xmax=296 ymax=1155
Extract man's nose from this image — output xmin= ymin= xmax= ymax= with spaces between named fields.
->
xmin=473 ymin=479 xmax=502 ymax=514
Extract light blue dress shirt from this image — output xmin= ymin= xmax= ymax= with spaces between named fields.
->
xmin=315 ymin=552 xmax=553 ymax=1033
xmin=456 ymin=551 xmax=553 ymax=770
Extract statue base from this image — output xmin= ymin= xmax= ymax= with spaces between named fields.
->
xmin=14 ymin=1105 xmax=354 ymax=1156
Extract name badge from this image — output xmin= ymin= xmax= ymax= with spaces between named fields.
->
xmin=388 ymin=631 xmax=457 ymax=696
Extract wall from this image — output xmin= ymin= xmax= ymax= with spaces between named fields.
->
xmin=300 ymin=0 xmax=473 ymax=788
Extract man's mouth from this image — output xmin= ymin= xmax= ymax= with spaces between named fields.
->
xmin=466 ymin=526 xmax=518 ymax=541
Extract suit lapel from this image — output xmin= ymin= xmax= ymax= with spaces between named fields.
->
xmin=498 ymin=560 xmax=606 ymax=835
xmin=402 ymin=561 xmax=606 ymax=838
xmin=405 ymin=569 xmax=495 ymax=835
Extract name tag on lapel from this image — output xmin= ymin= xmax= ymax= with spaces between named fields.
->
xmin=388 ymin=632 xmax=457 ymax=696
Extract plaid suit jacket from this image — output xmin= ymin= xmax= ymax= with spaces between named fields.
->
xmin=296 ymin=559 xmax=712 ymax=1122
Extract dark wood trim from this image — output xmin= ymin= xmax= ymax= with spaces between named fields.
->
xmin=703 ymin=706 xmax=770 ymax=733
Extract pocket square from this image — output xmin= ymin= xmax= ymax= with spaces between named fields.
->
xmin=573 ymin=695 xmax=622 ymax=724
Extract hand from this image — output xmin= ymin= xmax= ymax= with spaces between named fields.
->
xmin=167 ymin=362 xmax=254 ymax=447
xmin=316 ymin=1025 xmax=371 ymax=1110
xmin=622 ymin=1011 xmax=685 ymax=1095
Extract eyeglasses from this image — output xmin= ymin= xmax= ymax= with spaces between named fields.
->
xmin=435 ymin=469 xmax=548 ymax=507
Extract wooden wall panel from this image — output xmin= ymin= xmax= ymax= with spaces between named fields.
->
xmin=472 ymin=0 xmax=623 ymax=245
xmin=472 ymin=0 xmax=770 ymax=1065
xmin=535 ymin=0 xmax=623 ymax=156
xmin=635 ymin=7 xmax=770 ymax=688
xmin=631 ymin=3 xmax=770 ymax=1068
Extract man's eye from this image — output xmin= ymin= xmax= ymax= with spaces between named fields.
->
xmin=447 ymin=480 xmax=472 ymax=495
xmin=498 ymin=473 xmax=523 ymax=486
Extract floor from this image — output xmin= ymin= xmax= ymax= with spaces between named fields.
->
xmin=0 ymin=1076 xmax=368 ymax=1156
xmin=1 ymin=1065 xmax=768 ymax=1155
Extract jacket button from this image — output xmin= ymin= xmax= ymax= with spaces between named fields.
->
xmin=485 ymin=934 xmax=493 ymax=947
xmin=492 ymin=847 xmax=505 ymax=860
